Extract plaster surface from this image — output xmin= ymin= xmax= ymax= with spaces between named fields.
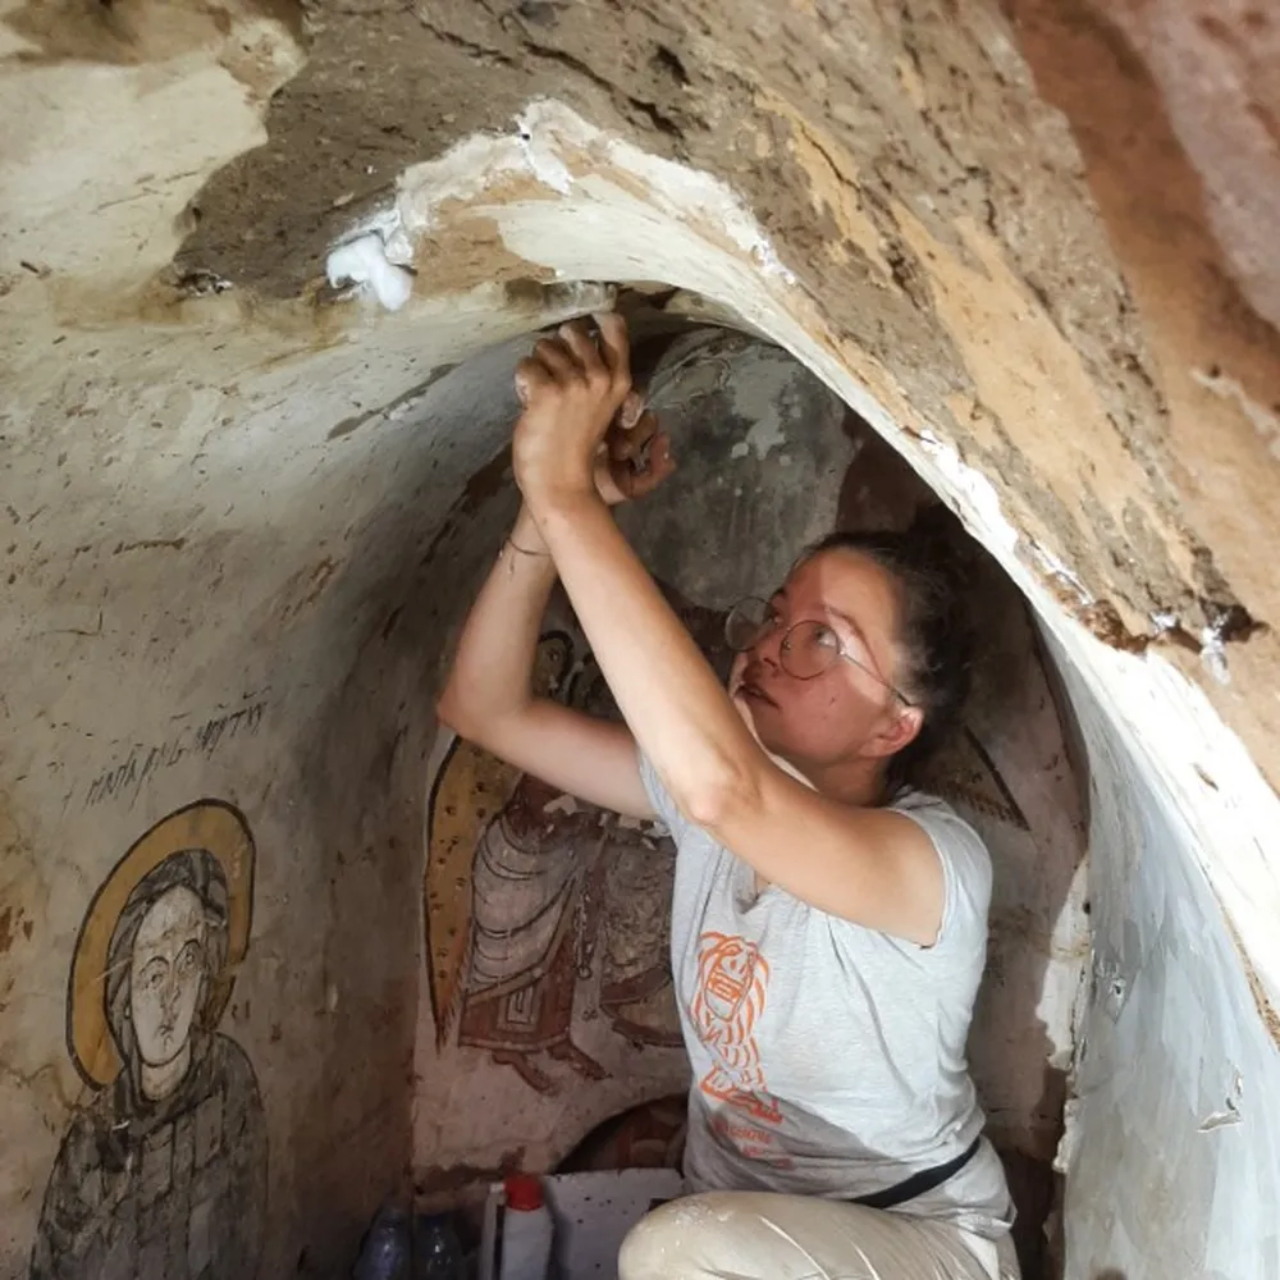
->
xmin=3 ymin=2 xmax=1279 ymax=1277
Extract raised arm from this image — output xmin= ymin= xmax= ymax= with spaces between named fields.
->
xmin=435 ymin=503 xmax=654 ymax=818
xmin=436 ymin=368 xmax=675 ymax=818
xmin=511 ymin=316 xmax=946 ymax=946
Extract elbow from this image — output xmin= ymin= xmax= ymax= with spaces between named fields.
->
xmin=435 ymin=677 xmax=524 ymax=748
xmin=434 ymin=681 xmax=473 ymax=738
xmin=676 ymin=759 xmax=763 ymax=833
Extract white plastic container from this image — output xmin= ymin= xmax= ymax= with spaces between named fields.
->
xmin=497 ymin=1174 xmax=554 ymax=1280
xmin=479 ymin=1169 xmax=684 ymax=1280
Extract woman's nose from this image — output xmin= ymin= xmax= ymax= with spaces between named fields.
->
xmin=752 ymin=626 xmax=784 ymax=669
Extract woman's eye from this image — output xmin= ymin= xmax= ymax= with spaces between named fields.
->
xmin=812 ymin=624 xmax=841 ymax=651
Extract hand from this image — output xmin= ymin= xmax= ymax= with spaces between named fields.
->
xmin=594 ymin=392 xmax=676 ymax=506
xmin=512 ymin=314 xmax=675 ymax=511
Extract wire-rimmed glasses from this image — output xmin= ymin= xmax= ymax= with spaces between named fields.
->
xmin=724 ymin=596 xmax=914 ymax=707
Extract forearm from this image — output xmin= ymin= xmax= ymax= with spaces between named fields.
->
xmin=531 ymin=492 xmax=764 ymax=821
xmin=436 ymin=505 xmax=558 ymax=736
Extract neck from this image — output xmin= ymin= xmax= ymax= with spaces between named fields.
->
xmin=140 ymin=1040 xmax=192 ymax=1100
xmin=788 ymin=753 xmax=890 ymax=808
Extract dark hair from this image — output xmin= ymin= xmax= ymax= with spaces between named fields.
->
xmin=807 ymin=514 xmax=974 ymax=793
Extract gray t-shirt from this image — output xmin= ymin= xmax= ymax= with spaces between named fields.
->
xmin=639 ymin=752 xmax=1014 ymax=1238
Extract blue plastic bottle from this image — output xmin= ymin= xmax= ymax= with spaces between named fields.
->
xmin=412 ymin=1213 xmax=465 ymax=1280
xmin=353 ymin=1205 xmax=412 ymax=1280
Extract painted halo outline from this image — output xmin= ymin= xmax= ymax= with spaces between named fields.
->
xmin=66 ymin=798 xmax=255 ymax=1088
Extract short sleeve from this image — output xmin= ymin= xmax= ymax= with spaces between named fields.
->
xmin=892 ymin=793 xmax=993 ymax=949
xmin=636 ymin=747 xmax=688 ymax=843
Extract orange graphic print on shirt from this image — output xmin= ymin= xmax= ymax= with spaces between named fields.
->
xmin=690 ymin=932 xmax=783 ymax=1125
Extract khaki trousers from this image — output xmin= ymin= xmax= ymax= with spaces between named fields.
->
xmin=618 ymin=1192 xmax=1020 ymax=1280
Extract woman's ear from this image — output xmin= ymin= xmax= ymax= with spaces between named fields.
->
xmin=863 ymin=704 xmax=924 ymax=760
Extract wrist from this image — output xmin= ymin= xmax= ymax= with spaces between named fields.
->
xmin=511 ymin=504 xmax=550 ymax=554
xmin=525 ymin=481 xmax=607 ymax=527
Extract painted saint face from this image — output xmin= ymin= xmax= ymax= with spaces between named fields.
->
xmin=129 ymin=884 xmax=207 ymax=1071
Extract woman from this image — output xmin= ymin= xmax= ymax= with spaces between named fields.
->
xmin=437 ymin=315 xmax=1018 ymax=1280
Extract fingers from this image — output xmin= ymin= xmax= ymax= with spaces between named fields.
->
xmin=514 ymin=356 xmax=554 ymax=407
xmin=607 ymin=408 xmax=657 ymax=465
xmin=525 ymin=321 xmax=605 ymax=385
xmin=516 ymin=313 xmax=630 ymax=407
xmin=593 ymin=312 xmax=631 ymax=389
xmin=592 ymin=442 xmax=627 ymax=506
xmin=531 ymin=335 xmax=579 ymax=382
xmin=558 ymin=322 xmax=604 ymax=376
xmin=618 ymin=389 xmax=644 ymax=430
xmin=609 ymin=423 xmax=675 ymax=499
xmin=630 ymin=432 xmax=676 ymax=497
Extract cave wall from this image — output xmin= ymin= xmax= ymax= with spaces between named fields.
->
xmin=1056 ymin=642 xmax=1280 ymax=1278
xmin=0 ymin=306 xmax=612 ymax=1276
xmin=2 ymin=1 xmax=1279 ymax=1278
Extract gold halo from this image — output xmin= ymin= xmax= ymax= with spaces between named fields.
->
xmin=68 ymin=800 xmax=255 ymax=1088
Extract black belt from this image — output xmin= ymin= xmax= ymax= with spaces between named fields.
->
xmin=850 ymin=1135 xmax=982 ymax=1210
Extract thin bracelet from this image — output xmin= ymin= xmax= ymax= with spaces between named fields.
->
xmin=505 ymin=536 xmax=549 ymax=558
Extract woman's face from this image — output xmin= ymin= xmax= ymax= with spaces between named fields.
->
xmin=729 ymin=548 xmax=921 ymax=771
xmin=129 ymin=884 xmax=207 ymax=1069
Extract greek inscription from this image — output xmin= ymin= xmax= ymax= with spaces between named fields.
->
xmin=82 ymin=698 xmax=268 ymax=810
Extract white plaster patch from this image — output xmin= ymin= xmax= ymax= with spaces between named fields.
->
xmin=396 ymin=131 xmax=528 ymax=236
xmin=728 ymin=356 xmax=792 ymax=460
xmin=516 ymin=105 xmax=575 ymax=194
xmin=917 ymin=430 xmax=1021 ymax=556
xmin=525 ymin=93 xmax=800 ymax=284
xmin=1031 ymin=539 xmax=1096 ymax=606
xmin=1199 ymin=621 xmax=1232 ymax=685
xmin=391 ymin=99 xmax=797 ymax=296
xmin=1054 ymin=1097 xmax=1083 ymax=1174
xmin=1073 ymin=638 xmax=1280 ymax=1008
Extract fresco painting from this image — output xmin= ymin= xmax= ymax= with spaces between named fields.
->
xmin=426 ymin=630 xmax=683 ymax=1096
xmin=32 ymin=801 xmax=267 ymax=1280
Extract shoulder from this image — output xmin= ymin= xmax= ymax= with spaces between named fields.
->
xmin=38 ymin=1090 xmax=117 ymax=1226
xmin=889 ymin=789 xmax=992 ymax=946
xmin=209 ymin=1034 xmax=264 ymax=1103
xmin=48 ymin=1096 xmax=109 ymax=1174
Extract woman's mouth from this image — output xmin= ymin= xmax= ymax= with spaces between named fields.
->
xmin=738 ymin=682 xmax=777 ymax=708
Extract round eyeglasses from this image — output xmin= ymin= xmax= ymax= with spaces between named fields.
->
xmin=724 ymin=596 xmax=914 ymax=707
